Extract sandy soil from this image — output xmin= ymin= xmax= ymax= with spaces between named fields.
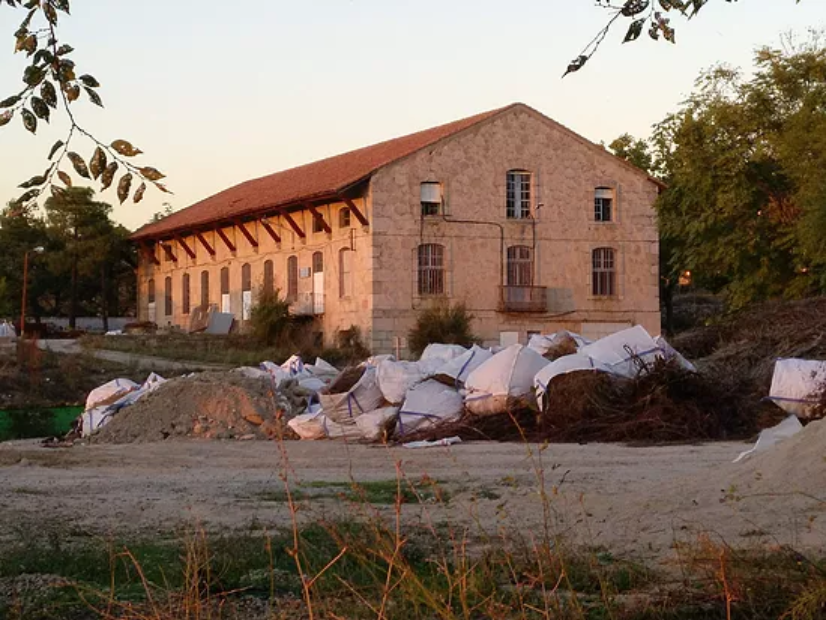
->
xmin=1 ymin=438 xmax=823 ymax=562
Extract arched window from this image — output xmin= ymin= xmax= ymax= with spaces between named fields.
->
xmin=339 ymin=248 xmax=352 ymax=298
xmin=147 ymin=278 xmax=156 ymax=304
xmin=263 ymin=260 xmax=274 ymax=295
xmin=417 ymin=244 xmax=445 ymax=296
xmin=200 ymin=271 xmax=209 ymax=308
xmin=182 ymin=273 xmax=191 ymax=315
xmin=592 ymin=248 xmax=616 ymax=297
xmin=241 ymin=263 xmax=252 ymax=320
xmin=339 ymin=208 xmax=351 ymax=228
xmin=164 ymin=276 xmax=173 ymax=316
xmin=312 ymin=251 xmax=323 ymax=273
xmin=220 ymin=267 xmax=230 ymax=313
xmin=507 ymin=246 xmax=534 ymax=287
xmin=287 ymin=256 xmax=298 ymax=301
xmin=506 ymin=170 xmax=531 ymax=219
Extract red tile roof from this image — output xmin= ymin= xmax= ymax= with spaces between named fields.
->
xmin=131 ymin=104 xmax=514 ymax=240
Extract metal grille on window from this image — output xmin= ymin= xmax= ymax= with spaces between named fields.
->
xmin=506 ymin=171 xmax=531 ymax=219
xmin=595 ymin=188 xmax=613 ymax=222
xmin=200 ymin=271 xmax=209 ymax=308
xmin=263 ymin=260 xmax=274 ymax=295
xmin=287 ymin=256 xmax=298 ymax=300
xmin=507 ymin=246 xmax=534 ymax=286
xmin=182 ymin=273 xmax=191 ymax=315
xmin=164 ymin=277 xmax=173 ymax=316
xmin=418 ymin=244 xmax=445 ymax=296
xmin=592 ymin=248 xmax=616 ymax=296
xmin=339 ymin=208 xmax=351 ymax=228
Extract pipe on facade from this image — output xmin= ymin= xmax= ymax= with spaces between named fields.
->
xmin=438 ymin=214 xmax=506 ymax=290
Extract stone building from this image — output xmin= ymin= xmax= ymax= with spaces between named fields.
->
xmin=131 ymin=103 xmax=662 ymax=354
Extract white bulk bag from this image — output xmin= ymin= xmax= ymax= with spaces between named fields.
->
xmin=287 ymin=412 xmax=362 ymax=440
xmin=377 ymin=360 xmax=425 ymax=405
xmin=85 ymin=378 xmax=139 ymax=410
xmin=320 ymin=366 xmax=386 ymax=423
xmin=768 ymin=358 xmax=826 ymax=418
xmin=434 ymin=345 xmax=494 ymax=387
xmin=355 ymin=407 xmax=399 ymax=441
xmin=396 ymin=380 xmax=463 ymax=436
xmin=81 ymin=373 xmax=166 ymax=437
xmin=464 ymin=345 xmax=550 ymax=416
xmin=261 ymin=361 xmax=292 ymax=388
xmin=733 ymin=415 xmax=804 ymax=463
xmin=0 ymin=320 xmax=16 ymax=338
xmin=579 ymin=325 xmax=663 ymax=378
xmin=419 ymin=344 xmax=468 ymax=375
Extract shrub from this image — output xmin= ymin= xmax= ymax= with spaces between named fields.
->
xmin=249 ymin=288 xmax=292 ymax=346
xmin=408 ymin=302 xmax=476 ymax=357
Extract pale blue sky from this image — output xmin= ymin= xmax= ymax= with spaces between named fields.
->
xmin=1 ymin=0 xmax=822 ymax=230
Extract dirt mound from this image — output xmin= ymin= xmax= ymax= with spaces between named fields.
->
xmin=92 ymin=372 xmax=303 ymax=444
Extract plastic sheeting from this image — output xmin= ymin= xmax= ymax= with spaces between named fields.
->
xmin=464 ymin=345 xmax=550 ymax=416
xmin=434 ymin=345 xmax=494 ymax=387
xmin=0 ymin=320 xmax=17 ymax=338
xmin=733 ymin=415 xmax=803 ymax=463
xmin=768 ymin=358 xmax=826 ymax=418
xmin=397 ymin=380 xmax=463 ymax=436
xmin=320 ymin=366 xmax=386 ymax=423
xmin=81 ymin=373 xmax=166 ymax=437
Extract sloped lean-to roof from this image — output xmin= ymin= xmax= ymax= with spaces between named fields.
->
xmin=132 ymin=102 xmax=662 ymax=240
xmin=131 ymin=105 xmax=512 ymax=240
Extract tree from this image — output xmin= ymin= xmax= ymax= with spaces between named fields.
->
xmin=0 ymin=1 xmax=167 ymax=209
xmin=652 ymin=36 xmax=826 ymax=309
xmin=0 ymin=201 xmax=50 ymax=323
xmin=609 ymin=133 xmax=655 ymax=174
xmin=43 ymin=187 xmax=130 ymax=329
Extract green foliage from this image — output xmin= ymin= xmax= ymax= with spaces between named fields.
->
xmin=608 ymin=133 xmax=654 ymax=174
xmin=249 ymin=287 xmax=292 ymax=346
xmin=408 ymin=302 xmax=476 ymax=357
xmin=1 ymin=0 xmax=166 ymax=207
xmin=654 ymin=36 xmax=826 ymax=308
xmin=0 ymin=277 xmax=10 ymax=318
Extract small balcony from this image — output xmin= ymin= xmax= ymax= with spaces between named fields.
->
xmin=290 ymin=292 xmax=325 ymax=316
xmin=499 ymin=286 xmax=548 ymax=313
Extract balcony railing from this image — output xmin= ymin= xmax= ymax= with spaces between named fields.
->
xmin=499 ymin=286 xmax=548 ymax=313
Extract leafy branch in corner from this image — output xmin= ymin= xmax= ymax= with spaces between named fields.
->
xmin=564 ymin=0 xmax=779 ymax=77
xmin=1 ymin=0 xmax=169 ymax=211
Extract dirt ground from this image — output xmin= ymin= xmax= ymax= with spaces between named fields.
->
xmin=1 ymin=438 xmax=822 ymax=563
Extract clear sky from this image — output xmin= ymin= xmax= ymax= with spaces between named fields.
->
xmin=1 ymin=0 xmax=823 ymax=231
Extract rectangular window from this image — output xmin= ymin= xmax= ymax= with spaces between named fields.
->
xmin=263 ymin=260 xmax=274 ymax=295
xmin=507 ymin=246 xmax=534 ymax=287
xmin=595 ymin=188 xmax=614 ymax=222
xmin=418 ymin=244 xmax=445 ymax=296
xmin=506 ymin=171 xmax=531 ymax=219
xmin=421 ymin=181 xmax=443 ymax=216
xmin=200 ymin=271 xmax=209 ymax=308
xmin=312 ymin=214 xmax=325 ymax=233
xmin=592 ymin=248 xmax=616 ymax=297
xmin=339 ymin=208 xmax=351 ymax=228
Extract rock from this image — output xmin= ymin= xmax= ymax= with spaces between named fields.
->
xmin=238 ymin=434 xmax=255 ymax=441
xmin=244 ymin=414 xmax=264 ymax=426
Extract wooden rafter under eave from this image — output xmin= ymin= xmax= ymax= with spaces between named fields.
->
xmin=142 ymin=242 xmax=160 ymax=266
xmin=260 ymin=218 xmax=281 ymax=243
xmin=196 ymin=232 xmax=216 ymax=256
xmin=282 ymin=212 xmax=306 ymax=238
xmin=161 ymin=243 xmax=178 ymax=263
xmin=176 ymin=235 xmax=196 ymax=259
xmin=341 ymin=197 xmax=369 ymax=226
xmin=235 ymin=220 xmax=259 ymax=248
xmin=307 ymin=204 xmax=332 ymax=234
xmin=216 ymin=227 xmax=237 ymax=253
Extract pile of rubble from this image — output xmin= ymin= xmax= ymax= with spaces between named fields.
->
xmin=73 ymin=324 xmax=826 ymax=450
